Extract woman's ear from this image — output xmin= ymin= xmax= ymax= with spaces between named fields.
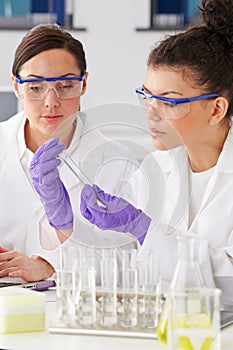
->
xmin=80 ymin=72 xmax=88 ymax=96
xmin=209 ymin=96 xmax=229 ymax=126
xmin=11 ymin=75 xmax=23 ymax=99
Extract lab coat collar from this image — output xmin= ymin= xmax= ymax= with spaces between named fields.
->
xmin=0 ymin=112 xmax=38 ymax=202
xmin=151 ymin=145 xmax=188 ymax=173
xmin=216 ymin=124 xmax=233 ymax=173
xmin=59 ymin=112 xmax=111 ymax=190
xmin=17 ymin=112 xmax=28 ymax=160
xmin=151 ymin=146 xmax=190 ymax=233
xmin=152 ymin=123 xmax=233 ymax=174
xmin=9 ymin=111 xmax=111 ymax=191
xmin=68 ymin=112 xmax=110 ymax=163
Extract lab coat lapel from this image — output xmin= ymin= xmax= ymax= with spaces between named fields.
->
xmin=1 ymin=125 xmax=38 ymax=206
xmin=159 ymin=147 xmax=190 ymax=233
xmin=190 ymin=126 xmax=233 ymax=219
xmin=60 ymin=114 xmax=107 ymax=190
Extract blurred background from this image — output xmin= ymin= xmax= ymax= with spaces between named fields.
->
xmin=0 ymin=0 xmax=201 ymax=121
xmin=0 ymin=0 xmax=202 ymax=161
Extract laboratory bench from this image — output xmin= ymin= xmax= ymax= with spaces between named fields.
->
xmin=0 ymin=289 xmax=232 ymax=350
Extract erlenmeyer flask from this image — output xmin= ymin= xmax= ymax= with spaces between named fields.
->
xmin=157 ymin=234 xmax=205 ymax=344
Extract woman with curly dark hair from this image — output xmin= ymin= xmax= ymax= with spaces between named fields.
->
xmin=80 ymin=0 xmax=233 ymax=305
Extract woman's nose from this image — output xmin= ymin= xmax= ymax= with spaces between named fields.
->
xmin=146 ymin=99 xmax=163 ymax=121
xmin=43 ymin=87 xmax=60 ymax=107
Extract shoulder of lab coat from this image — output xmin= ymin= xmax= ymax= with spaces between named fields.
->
xmin=0 ymin=111 xmax=25 ymax=162
xmin=215 ymin=122 xmax=233 ymax=172
xmin=123 ymin=145 xmax=187 ymax=215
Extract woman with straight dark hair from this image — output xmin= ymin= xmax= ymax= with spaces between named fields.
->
xmin=0 ymin=24 xmax=136 ymax=282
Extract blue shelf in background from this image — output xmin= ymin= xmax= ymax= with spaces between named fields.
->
xmin=31 ymin=0 xmax=65 ymax=26
xmin=0 ymin=0 xmax=72 ymax=29
xmin=137 ymin=0 xmax=201 ymax=31
xmin=0 ymin=0 xmax=30 ymax=16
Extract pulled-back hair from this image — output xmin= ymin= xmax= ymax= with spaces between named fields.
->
xmin=12 ymin=24 xmax=86 ymax=77
xmin=148 ymin=0 xmax=233 ymax=119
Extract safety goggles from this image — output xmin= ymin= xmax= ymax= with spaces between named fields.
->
xmin=135 ymin=87 xmax=219 ymax=120
xmin=16 ymin=74 xmax=85 ymax=101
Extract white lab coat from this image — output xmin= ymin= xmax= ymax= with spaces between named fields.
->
xmin=0 ymin=111 xmax=138 ymax=273
xmin=129 ymin=124 xmax=233 ymax=305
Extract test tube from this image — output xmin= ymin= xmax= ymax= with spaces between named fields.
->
xmin=120 ymin=249 xmax=138 ymax=328
xmin=99 ymin=248 xmax=118 ymax=326
xmin=56 ymin=245 xmax=81 ymax=325
xmin=141 ymin=250 xmax=160 ymax=328
xmin=58 ymin=152 xmax=92 ymax=186
xmin=77 ymin=247 xmax=96 ymax=325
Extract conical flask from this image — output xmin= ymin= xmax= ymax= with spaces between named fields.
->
xmin=157 ymin=234 xmax=205 ymax=344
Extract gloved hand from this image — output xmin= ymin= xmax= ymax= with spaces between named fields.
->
xmin=80 ymin=184 xmax=151 ymax=245
xmin=30 ymin=137 xmax=73 ymax=230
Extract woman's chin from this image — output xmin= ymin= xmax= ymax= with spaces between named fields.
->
xmin=151 ymin=136 xmax=169 ymax=150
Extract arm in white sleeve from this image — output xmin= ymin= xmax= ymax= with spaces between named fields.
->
xmin=205 ymin=242 xmax=233 ymax=306
xmin=137 ymin=224 xmax=216 ymax=292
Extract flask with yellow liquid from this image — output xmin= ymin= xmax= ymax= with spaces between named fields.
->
xmin=157 ymin=234 xmax=205 ymax=344
xmin=166 ymin=287 xmax=221 ymax=350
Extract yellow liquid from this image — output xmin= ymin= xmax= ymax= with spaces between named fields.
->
xmin=157 ymin=300 xmax=168 ymax=343
xmin=157 ymin=312 xmax=212 ymax=349
xmin=157 ymin=316 xmax=168 ymax=344
xmin=172 ymin=314 xmax=212 ymax=350
xmin=173 ymin=331 xmax=212 ymax=350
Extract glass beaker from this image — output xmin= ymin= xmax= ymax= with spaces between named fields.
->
xmin=157 ymin=234 xmax=205 ymax=344
xmin=167 ymin=287 xmax=221 ymax=350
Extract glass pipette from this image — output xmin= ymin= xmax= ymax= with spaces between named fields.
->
xmin=58 ymin=152 xmax=106 ymax=209
xmin=58 ymin=152 xmax=92 ymax=186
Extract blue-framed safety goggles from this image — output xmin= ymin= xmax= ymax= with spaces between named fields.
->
xmin=15 ymin=74 xmax=85 ymax=101
xmin=15 ymin=74 xmax=85 ymax=84
xmin=135 ymin=87 xmax=219 ymax=120
xmin=135 ymin=87 xmax=219 ymax=105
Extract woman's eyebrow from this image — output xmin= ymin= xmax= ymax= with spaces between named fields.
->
xmin=143 ymin=85 xmax=183 ymax=97
xmin=142 ymin=85 xmax=152 ymax=94
xmin=23 ymin=73 xmax=78 ymax=79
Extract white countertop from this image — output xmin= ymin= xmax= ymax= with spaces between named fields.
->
xmin=0 ymin=289 xmax=232 ymax=350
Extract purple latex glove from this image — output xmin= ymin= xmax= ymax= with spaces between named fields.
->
xmin=30 ymin=137 xmax=73 ymax=230
xmin=80 ymin=184 xmax=151 ymax=245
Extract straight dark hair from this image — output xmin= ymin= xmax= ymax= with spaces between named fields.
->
xmin=12 ymin=24 xmax=87 ymax=77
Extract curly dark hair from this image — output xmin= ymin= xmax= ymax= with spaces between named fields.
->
xmin=147 ymin=0 xmax=233 ymax=119
xmin=12 ymin=24 xmax=87 ymax=77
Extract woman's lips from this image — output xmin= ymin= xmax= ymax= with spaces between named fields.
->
xmin=149 ymin=128 xmax=166 ymax=138
xmin=42 ymin=115 xmax=63 ymax=122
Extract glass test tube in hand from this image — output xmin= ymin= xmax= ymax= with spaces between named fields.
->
xmin=120 ymin=249 xmax=138 ymax=328
xmin=59 ymin=151 xmax=92 ymax=186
